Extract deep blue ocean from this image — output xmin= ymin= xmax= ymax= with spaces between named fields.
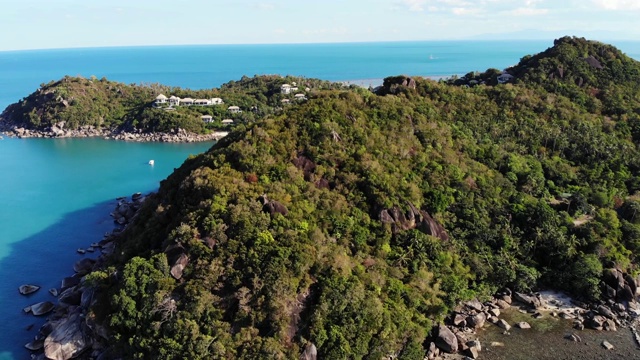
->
xmin=0 ymin=40 xmax=639 ymax=359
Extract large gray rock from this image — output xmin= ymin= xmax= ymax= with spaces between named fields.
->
xmin=435 ymin=325 xmax=458 ymax=353
xmin=465 ymin=299 xmax=484 ymax=312
xmin=597 ymin=305 xmax=615 ymax=319
xmin=585 ymin=315 xmax=606 ymax=330
xmin=495 ymin=299 xmax=511 ymax=309
xmin=466 ymin=313 xmax=486 ymax=330
xmin=44 ymin=313 xmax=91 ymax=360
xmin=31 ymin=301 xmax=55 ymax=316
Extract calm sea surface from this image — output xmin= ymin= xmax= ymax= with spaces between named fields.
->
xmin=0 ymin=40 xmax=639 ymax=359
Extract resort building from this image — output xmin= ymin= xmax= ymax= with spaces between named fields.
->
xmin=153 ymin=95 xmax=224 ymax=107
xmin=228 ymin=106 xmax=241 ymax=113
xmin=168 ymin=96 xmax=180 ymax=106
xmin=201 ymin=115 xmax=213 ymax=123
xmin=294 ymin=93 xmax=307 ymax=101
xmin=181 ymin=98 xmax=194 ymax=106
xmin=221 ymin=119 xmax=234 ymax=125
xmin=155 ymin=94 xmax=168 ymax=106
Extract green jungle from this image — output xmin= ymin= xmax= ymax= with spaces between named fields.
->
xmin=6 ymin=36 xmax=640 ymax=359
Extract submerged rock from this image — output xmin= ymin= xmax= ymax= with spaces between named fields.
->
xmin=19 ymin=284 xmax=40 ymax=295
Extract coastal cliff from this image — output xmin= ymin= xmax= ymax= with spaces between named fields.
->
xmin=21 ymin=37 xmax=640 ymax=359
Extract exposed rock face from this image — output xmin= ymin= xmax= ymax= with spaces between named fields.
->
xmin=379 ymin=203 xmax=449 ymax=241
xmin=170 ymin=253 xmax=189 ymax=280
xmin=401 ymin=77 xmax=417 ymax=89
xmin=301 ymin=343 xmax=317 ymax=360
xmin=584 ymin=55 xmax=603 ymax=69
xmin=19 ymin=284 xmax=41 ymax=295
xmin=435 ymin=325 xmax=458 ymax=353
xmin=260 ymin=195 xmax=288 ymax=216
xmin=602 ymin=267 xmax=638 ymax=303
xmin=44 ymin=312 xmax=91 ymax=360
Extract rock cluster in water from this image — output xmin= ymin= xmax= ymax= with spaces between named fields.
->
xmin=21 ymin=192 xmax=146 ymax=360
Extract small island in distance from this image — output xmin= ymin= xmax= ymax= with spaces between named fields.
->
xmin=6 ymin=36 xmax=640 ymax=360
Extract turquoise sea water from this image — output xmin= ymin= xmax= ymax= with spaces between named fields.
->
xmin=1 ymin=40 xmax=640 ymax=359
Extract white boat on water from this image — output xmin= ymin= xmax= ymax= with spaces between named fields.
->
xmin=148 ymin=160 xmax=155 ymax=165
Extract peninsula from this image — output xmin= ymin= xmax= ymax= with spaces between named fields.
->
xmin=0 ymin=75 xmax=340 ymax=142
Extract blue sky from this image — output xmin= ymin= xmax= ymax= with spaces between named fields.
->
xmin=1 ymin=0 xmax=639 ymax=51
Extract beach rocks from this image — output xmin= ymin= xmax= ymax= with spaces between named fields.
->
xmin=30 ymin=301 xmax=55 ymax=316
xmin=565 ymin=333 xmax=582 ymax=342
xmin=514 ymin=292 xmax=543 ymax=309
xmin=73 ymin=258 xmax=96 ymax=275
xmin=112 ymin=193 xmax=148 ymax=227
xmin=19 ymin=284 xmax=41 ymax=295
xmin=601 ymin=340 xmax=614 ymax=350
xmin=435 ymin=324 xmax=458 ymax=353
xmin=516 ymin=322 xmax=531 ymax=329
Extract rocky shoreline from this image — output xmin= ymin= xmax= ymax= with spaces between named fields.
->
xmin=428 ymin=282 xmax=640 ymax=360
xmin=18 ymin=193 xmax=147 ymax=360
xmin=0 ymin=120 xmax=228 ymax=142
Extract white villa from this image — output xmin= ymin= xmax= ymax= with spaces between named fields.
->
xmin=228 ymin=106 xmax=241 ymax=113
xmin=201 ymin=115 xmax=213 ymax=123
xmin=168 ymin=96 xmax=180 ymax=106
xmin=154 ymin=94 xmax=224 ymax=107
xmin=281 ymin=99 xmax=290 ymax=104
xmin=155 ymin=94 xmax=168 ymax=105
xmin=221 ymin=119 xmax=234 ymax=125
xmin=281 ymin=84 xmax=292 ymax=94
xmin=294 ymin=93 xmax=307 ymax=101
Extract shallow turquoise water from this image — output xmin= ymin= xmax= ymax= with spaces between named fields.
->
xmin=0 ymin=137 xmax=213 ymax=359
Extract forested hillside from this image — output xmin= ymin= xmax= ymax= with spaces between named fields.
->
xmin=69 ymin=37 xmax=640 ymax=358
